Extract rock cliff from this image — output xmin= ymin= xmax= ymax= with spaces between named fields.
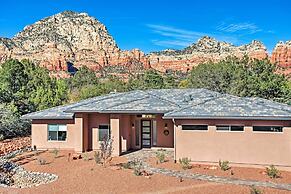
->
xmin=148 ymin=36 xmax=268 ymax=72
xmin=271 ymin=41 xmax=291 ymax=75
xmin=0 ymin=11 xmax=149 ymax=78
xmin=0 ymin=11 xmax=289 ymax=78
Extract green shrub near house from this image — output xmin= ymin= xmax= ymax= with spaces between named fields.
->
xmin=219 ymin=160 xmax=231 ymax=171
xmin=266 ymin=165 xmax=280 ymax=178
xmin=179 ymin=157 xmax=192 ymax=170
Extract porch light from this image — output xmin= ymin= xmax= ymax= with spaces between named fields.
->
xmin=132 ymin=123 xmax=134 ymax=127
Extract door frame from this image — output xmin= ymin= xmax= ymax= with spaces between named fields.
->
xmin=141 ymin=120 xmax=151 ymax=148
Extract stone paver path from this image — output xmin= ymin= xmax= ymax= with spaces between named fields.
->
xmin=124 ymin=149 xmax=291 ymax=191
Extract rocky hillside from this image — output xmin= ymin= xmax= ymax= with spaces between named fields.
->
xmin=0 ymin=11 xmax=149 ymax=78
xmin=0 ymin=11 xmax=290 ymax=78
xmin=271 ymin=41 xmax=291 ymax=75
xmin=148 ymin=36 xmax=268 ymax=72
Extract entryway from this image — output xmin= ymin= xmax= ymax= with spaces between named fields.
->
xmin=141 ymin=120 xmax=151 ymax=148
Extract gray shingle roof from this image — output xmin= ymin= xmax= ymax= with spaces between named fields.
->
xmin=22 ymin=89 xmax=291 ymax=120
xmin=163 ymin=94 xmax=291 ymax=120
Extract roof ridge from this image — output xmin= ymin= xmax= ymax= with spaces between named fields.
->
xmin=144 ymin=90 xmax=181 ymax=107
xmin=65 ymin=91 xmax=137 ymax=112
xmin=164 ymin=95 xmax=220 ymax=116
xmin=99 ymin=95 xmax=150 ymax=111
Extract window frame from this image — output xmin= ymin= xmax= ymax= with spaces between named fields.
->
xmin=253 ymin=126 xmax=283 ymax=133
xmin=98 ymin=124 xmax=110 ymax=141
xmin=216 ymin=125 xmax=244 ymax=132
xmin=47 ymin=124 xmax=67 ymax=142
xmin=181 ymin=125 xmax=208 ymax=131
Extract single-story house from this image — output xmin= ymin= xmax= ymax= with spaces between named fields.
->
xmin=22 ymin=89 xmax=291 ymax=168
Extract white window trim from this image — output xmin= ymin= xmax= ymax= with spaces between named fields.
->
xmin=47 ymin=124 xmax=67 ymax=142
xmin=216 ymin=125 xmax=245 ymax=133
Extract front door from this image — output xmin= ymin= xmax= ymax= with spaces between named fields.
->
xmin=141 ymin=120 xmax=151 ymax=148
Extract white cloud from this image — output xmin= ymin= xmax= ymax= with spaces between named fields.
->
xmin=146 ymin=24 xmax=206 ymax=47
xmin=216 ymin=22 xmax=262 ymax=34
xmin=151 ymin=40 xmax=193 ymax=47
xmin=147 ymin=24 xmax=240 ymax=48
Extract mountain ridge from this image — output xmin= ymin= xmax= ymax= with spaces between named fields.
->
xmin=0 ymin=11 xmax=290 ymax=78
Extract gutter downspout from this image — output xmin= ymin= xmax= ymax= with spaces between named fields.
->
xmin=172 ymin=118 xmax=177 ymax=163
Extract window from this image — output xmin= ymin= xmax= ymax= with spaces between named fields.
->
xmin=182 ymin=125 xmax=208 ymax=130
xmin=253 ymin=126 xmax=283 ymax=132
xmin=99 ymin=125 xmax=110 ymax=141
xmin=48 ymin=124 xmax=67 ymax=141
xmin=216 ymin=125 xmax=244 ymax=132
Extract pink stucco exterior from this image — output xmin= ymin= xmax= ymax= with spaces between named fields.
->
xmin=31 ymin=113 xmax=174 ymax=154
xmin=174 ymin=119 xmax=291 ymax=167
xmin=31 ymin=114 xmax=291 ymax=168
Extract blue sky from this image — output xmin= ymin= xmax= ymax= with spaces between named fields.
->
xmin=0 ymin=0 xmax=290 ymax=53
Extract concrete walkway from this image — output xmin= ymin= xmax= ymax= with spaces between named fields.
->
xmin=124 ymin=149 xmax=291 ymax=191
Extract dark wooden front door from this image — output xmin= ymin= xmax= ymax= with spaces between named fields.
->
xmin=141 ymin=120 xmax=151 ymax=148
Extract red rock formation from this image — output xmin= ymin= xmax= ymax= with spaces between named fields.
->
xmin=0 ymin=11 xmax=288 ymax=78
xmin=148 ymin=38 xmax=268 ymax=73
xmin=271 ymin=41 xmax=291 ymax=76
xmin=271 ymin=41 xmax=291 ymax=67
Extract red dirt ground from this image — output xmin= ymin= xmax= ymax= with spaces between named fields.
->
xmin=0 ymin=150 xmax=290 ymax=194
xmin=148 ymin=157 xmax=291 ymax=185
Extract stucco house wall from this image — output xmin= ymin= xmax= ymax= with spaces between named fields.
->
xmin=175 ymin=119 xmax=291 ymax=167
xmin=31 ymin=119 xmax=76 ymax=151
xmin=88 ymin=113 xmax=110 ymax=150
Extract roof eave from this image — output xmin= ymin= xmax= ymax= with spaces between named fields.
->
xmin=21 ymin=115 xmax=74 ymax=120
xmin=162 ymin=116 xmax=291 ymax=121
xmin=66 ymin=110 xmax=169 ymax=114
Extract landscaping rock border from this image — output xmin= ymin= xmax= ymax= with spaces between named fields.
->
xmin=125 ymin=150 xmax=291 ymax=191
xmin=0 ymin=149 xmax=58 ymax=188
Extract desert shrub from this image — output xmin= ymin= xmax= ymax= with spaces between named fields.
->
xmin=99 ymin=136 xmax=113 ymax=167
xmin=51 ymin=148 xmax=59 ymax=158
xmin=132 ymin=159 xmax=143 ymax=176
xmin=0 ymin=104 xmax=30 ymax=140
xmin=133 ymin=167 xmax=142 ymax=176
xmin=82 ymin=152 xmax=89 ymax=161
xmin=179 ymin=157 xmax=192 ymax=170
xmin=37 ymin=158 xmax=46 ymax=165
xmin=219 ymin=160 xmax=231 ymax=171
xmin=156 ymin=150 xmax=166 ymax=163
xmin=121 ymin=159 xmax=143 ymax=175
xmin=266 ymin=165 xmax=280 ymax=178
xmin=121 ymin=162 xmax=131 ymax=169
xmin=250 ymin=186 xmax=262 ymax=194
xmin=94 ymin=151 xmax=102 ymax=164
xmin=121 ymin=159 xmax=143 ymax=170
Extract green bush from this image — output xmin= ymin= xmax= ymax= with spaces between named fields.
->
xmin=82 ymin=152 xmax=89 ymax=161
xmin=156 ymin=150 xmax=166 ymax=163
xmin=250 ymin=186 xmax=262 ymax=194
xmin=121 ymin=162 xmax=131 ymax=169
xmin=51 ymin=148 xmax=59 ymax=158
xmin=266 ymin=165 xmax=280 ymax=178
xmin=133 ymin=167 xmax=142 ymax=176
xmin=94 ymin=151 xmax=102 ymax=164
xmin=37 ymin=158 xmax=46 ymax=165
xmin=219 ymin=160 xmax=231 ymax=171
xmin=0 ymin=104 xmax=30 ymax=140
xmin=122 ymin=159 xmax=143 ymax=176
xmin=179 ymin=157 xmax=192 ymax=170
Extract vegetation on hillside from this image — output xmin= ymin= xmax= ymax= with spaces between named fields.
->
xmin=0 ymin=57 xmax=290 ymax=140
